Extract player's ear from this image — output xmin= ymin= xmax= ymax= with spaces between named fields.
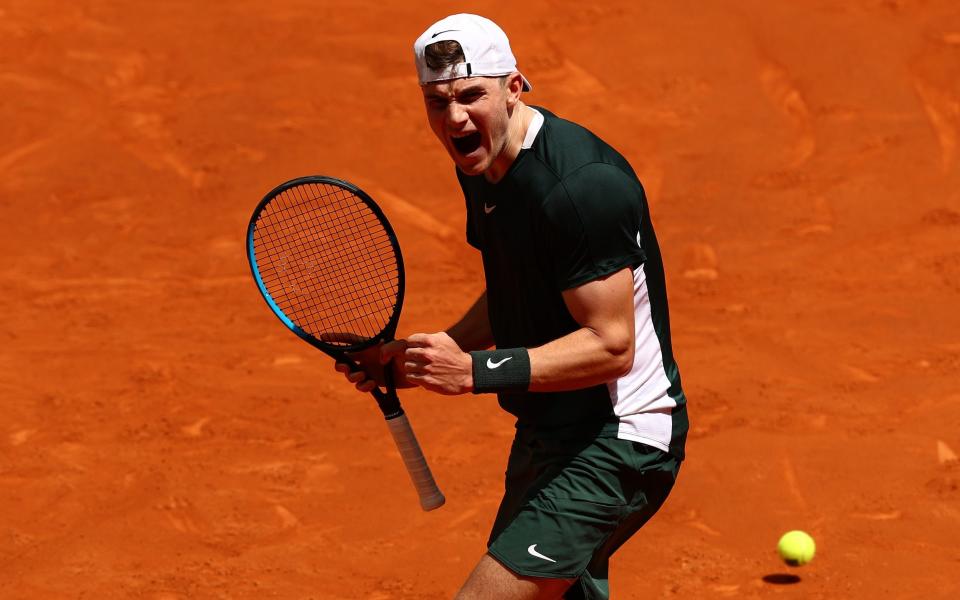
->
xmin=504 ymin=72 xmax=523 ymax=107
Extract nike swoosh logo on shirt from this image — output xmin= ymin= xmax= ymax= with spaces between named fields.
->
xmin=486 ymin=356 xmax=513 ymax=369
xmin=484 ymin=203 xmax=496 ymax=214
xmin=527 ymin=544 xmax=557 ymax=563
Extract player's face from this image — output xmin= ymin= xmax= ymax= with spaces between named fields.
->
xmin=421 ymin=76 xmax=517 ymax=178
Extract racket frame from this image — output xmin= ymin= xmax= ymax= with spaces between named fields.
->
xmin=246 ymin=175 xmax=444 ymax=511
xmin=247 ymin=176 xmax=405 ymax=352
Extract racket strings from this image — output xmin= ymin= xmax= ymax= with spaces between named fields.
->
xmin=287 ymin=190 xmax=398 ymax=320
xmin=258 ymin=203 xmax=396 ymax=339
xmin=253 ymin=182 xmax=401 ymax=346
xmin=267 ymin=187 xmax=397 ymax=324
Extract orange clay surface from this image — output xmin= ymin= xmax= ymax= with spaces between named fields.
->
xmin=2 ymin=1 xmax=960 ymax=598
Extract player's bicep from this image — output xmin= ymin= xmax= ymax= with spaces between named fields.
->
xmin=561 ymin=267 xmax=635 ymax=358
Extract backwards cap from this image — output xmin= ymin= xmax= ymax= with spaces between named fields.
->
xmin=413 ymin=14 xmax=532 ymax=91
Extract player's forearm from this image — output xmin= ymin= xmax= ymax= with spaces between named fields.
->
xmin=526 ymin=326 xmax=633 ymax=392
xmin=445 ymin=291 xmax=494 ymax=352
xmin=408 ymin=321 xmax=632 ymax=396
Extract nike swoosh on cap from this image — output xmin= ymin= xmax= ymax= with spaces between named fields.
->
xmin=431 ymin=29 xmax=458 ymax=38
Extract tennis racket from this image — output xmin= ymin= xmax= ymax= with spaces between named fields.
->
xmin=246 ymin=175 xmax=445 ymax=511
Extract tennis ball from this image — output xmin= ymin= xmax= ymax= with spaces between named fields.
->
xmin=777 ymin=530 xmax=815 ymax=566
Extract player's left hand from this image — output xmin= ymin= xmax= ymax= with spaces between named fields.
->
xmin=388 ymin=332 xmax=473 ymax=395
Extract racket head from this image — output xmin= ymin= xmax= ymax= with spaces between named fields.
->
xmin=246 ymin=176 xmax=405 ymax=354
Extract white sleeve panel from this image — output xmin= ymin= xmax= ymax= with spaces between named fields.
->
xmin=606 ymin=265 xmax=677 ymax=451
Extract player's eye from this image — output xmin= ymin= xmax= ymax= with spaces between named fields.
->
xmin=458 ymin=91 xmax=483 ymax=104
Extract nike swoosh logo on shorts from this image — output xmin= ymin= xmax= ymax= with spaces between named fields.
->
xmin=484 ymin=203 xmax=496 ymax=214
xmin=527 ymin=544 xmax=557 ymax=563
xmin=486 ymin=356 xmax=513 ymax=369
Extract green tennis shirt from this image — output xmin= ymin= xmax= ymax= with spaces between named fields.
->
xmin=457 ymin=107 xmax=687 ymax=459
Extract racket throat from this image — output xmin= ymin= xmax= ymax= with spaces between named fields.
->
xmin=375 ymin=369 xmax=404 ymax=419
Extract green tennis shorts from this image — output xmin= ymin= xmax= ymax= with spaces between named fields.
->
xmin=486 ymin=425 xmax=681 ymax=600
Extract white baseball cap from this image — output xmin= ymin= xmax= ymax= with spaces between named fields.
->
xmin=413 ymin=14 xmax=532 ymax=91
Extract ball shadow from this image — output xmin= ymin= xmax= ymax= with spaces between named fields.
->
xmin=762 ymin=573 xmax=801 ymax=585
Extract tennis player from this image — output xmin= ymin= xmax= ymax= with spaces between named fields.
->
xmin=337 ymin=13 xmax=688 ymax=600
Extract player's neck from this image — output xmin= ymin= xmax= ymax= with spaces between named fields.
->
xmin=484 ymin=102 xmax=532 ymax=184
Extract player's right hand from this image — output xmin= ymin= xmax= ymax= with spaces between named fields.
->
xmin=330 ymin=338 xmax=412 ymax=393
xmin=320 ymin=332 xmax=384 ymax=393
xmin=335 ymin=353 xmax=381 ymax=393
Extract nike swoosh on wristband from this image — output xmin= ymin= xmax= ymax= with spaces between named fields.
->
xmin=527 ymin=544 xmax=557 ymax=563
xmin=484 ymin=203 xmax=496 ymax=214
xmin=486 ymin=356 xmax=513 ymax=369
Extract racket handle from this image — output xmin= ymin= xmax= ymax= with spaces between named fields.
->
xmin=384 ymin=413 xmax=446 ymax=511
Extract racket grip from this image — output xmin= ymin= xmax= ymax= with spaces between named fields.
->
xmin=384 ymin=413 xmax=446 ymax=511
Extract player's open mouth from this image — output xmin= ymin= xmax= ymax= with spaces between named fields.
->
xmin=451 ymin=132 xmax=482 ymax=156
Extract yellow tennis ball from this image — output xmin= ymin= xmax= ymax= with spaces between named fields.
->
xmin=777 ymin=530 xmax=816 ymax=566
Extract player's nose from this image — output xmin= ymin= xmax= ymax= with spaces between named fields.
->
xmin=445 ymin=102 xmax=469 ymax=128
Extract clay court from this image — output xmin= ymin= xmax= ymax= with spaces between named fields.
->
xmin=3 ymin=1 xmax=959 ymax=598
